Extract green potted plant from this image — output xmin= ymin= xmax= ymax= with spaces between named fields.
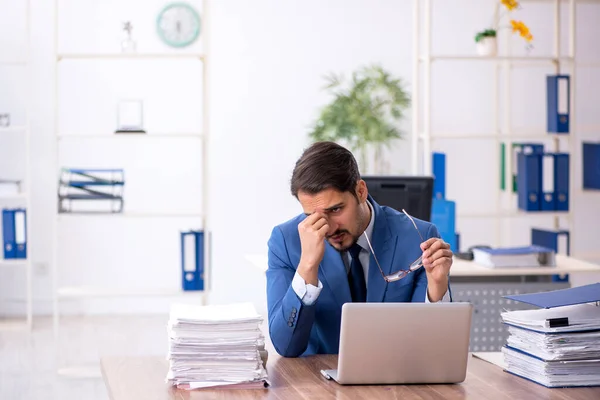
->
xmin=309 ymin=64 xmax=410 ymax=173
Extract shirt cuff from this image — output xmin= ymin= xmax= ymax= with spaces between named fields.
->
xmin=292 ymin=271 xmax=323 ymax=306
xmin=425 ymin=286 xmax=451 ymax=303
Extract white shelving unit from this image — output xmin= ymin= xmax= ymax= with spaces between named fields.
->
xmin=412 ymin=0 xmax=584 ymax=252
xmin=51 ymin=0 xmax=211 ymax=377
xmin=0 ymin=0 xmax=33 ymax=331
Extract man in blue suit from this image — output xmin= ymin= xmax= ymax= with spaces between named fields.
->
xmin=266 ymin=141 xmax=453 ymax=357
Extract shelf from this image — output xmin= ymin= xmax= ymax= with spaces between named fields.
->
xmin=57 ymin=53 xmax=204 ymax=61
xmin=419 ymin=55 xmax=573 ymax=62
xmin=0 ymin=126 xmax=27 ymax=133
xmin=57 ymin=286 xmax=206 ymax=298
xmin=0 ymin=259 xmax=28 ymax=266
xmin=0 ymin=193 xmax=27 ymax=201
xmin=58 ymin=212 xmax=203 ymax=219
xmin=0 ymin=319 xmax=29 ymax=330
xmin=57 ymin=133 xmax=203 ymax=139
xmin=0 ymin=61 xmax=28 ymax=66
xmin=420 ymin=133 xmax=571 ymax=140
xmin=458 ymin=211 xmax=570 ymax=219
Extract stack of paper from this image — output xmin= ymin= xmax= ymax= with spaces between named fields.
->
xmin=472 ymin=245 xmax=555 ymax=268
xmin=166 ymin=302 xmax=269 ymax=390
xmin=501 ymin=303 xmax=600 ymax=387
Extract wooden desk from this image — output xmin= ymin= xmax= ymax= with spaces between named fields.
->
xmin=101 ymin=353 xmax=600 ymax=400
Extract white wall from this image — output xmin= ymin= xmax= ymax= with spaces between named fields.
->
xmin=0 ymin=0 xmax=599 ymax=318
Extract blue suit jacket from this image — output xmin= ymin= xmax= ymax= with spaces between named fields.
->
xmin=266 ymin=197 xmax=445 ymax=357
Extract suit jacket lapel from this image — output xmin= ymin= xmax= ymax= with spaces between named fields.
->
xmin=366 ymin=196 xmax=397 ymax=302
xmin=320 ymin=244 xmax=352 ymax=306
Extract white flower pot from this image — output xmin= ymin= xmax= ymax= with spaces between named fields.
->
xmin=476 ymin=37 xmax=497 ymax=57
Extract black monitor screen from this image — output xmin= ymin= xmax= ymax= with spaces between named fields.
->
xmin=362 ymin=176 xmax=433 ymax=222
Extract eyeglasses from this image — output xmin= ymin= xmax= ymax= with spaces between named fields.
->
xmin=363 ymin=209 xmax=425 ymax=283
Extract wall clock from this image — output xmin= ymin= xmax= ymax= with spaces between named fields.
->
xmin=156 ymin=3 xmax=201 ymax=48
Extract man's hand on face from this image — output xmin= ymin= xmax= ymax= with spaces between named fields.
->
xmin=420 ymin=238 xmax=452 ymax=301
xmin=297 ymin=212 xmax=329 ymax=286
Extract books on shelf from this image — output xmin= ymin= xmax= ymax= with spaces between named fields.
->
xmin=472 ymin=245 xmax=555 ymax=268
xmin=58 ymin=168 xmax=125 ymax=213
xmin=499 ymin=283 xmax=600 ymax=388
xmin=166 ymin=302 xmax=269 ymax=390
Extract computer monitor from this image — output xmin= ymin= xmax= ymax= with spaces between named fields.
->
xmin=362 ymin=176 xmax=433 ymax=222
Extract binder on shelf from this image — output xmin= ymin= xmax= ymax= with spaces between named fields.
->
xmin=531 ymin=228 xmax=570 ymax=283
xmin=541 ymin=153 xmax=555 ymax=211
xmin=432 ymin=152 xmax=446 ymax=199
xmin=14 ymin=209 xmax=26 ymax=258
xmin=583 ymin=142 xmax=600 ymax=190
xmin=2 ymin=208 xmax=26 ymax=259
xmin=517 ymin=152 xmax=541 ymax=211
xmin=553 ymin=153 xmax=569 ymax=211
xmin=546 ymin=75 xmax=570 ymax=134
xmin=504 ymin=143 xmax=543 ymax=193
xmin=431 ymin=198 xmax=457 ymax=252
xmin=2 ymin=209 xmax=16 ymax=259
xmin=181 ymin=230 xmax=204 ymax=291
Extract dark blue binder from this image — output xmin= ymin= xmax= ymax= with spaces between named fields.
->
xmin=504 ymin=282 xmax=600 ymax=309
xmin=180 ymin=230 xmax=204 ymax=291
xmin=546 ymin=75 xmax=570 ymax=134
xmin=2 ymin=209 xmax=16 ymax=259
xmin=553 ymin=153 xmax=569 ymax=211
xmin=517 ymin=152 xmax=541 ymax=211
xmin=531 ymin=228 xmax=569 ymax=282
xmin=583 ymin=142 xmax=600 ymax=190
xmin=512 ymin=143 xmax=544 ymax=193
xmin=432 ymin=152 xmax=446 ymax=200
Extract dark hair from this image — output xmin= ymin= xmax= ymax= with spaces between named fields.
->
xmin=290 ymin=141 xmax=361 ymax=198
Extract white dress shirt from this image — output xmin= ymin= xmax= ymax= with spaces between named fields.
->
xmin=292 ymin=201 xmax=450 ymax=305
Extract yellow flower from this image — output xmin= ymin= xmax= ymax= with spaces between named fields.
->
xmin=501 ymin=0 xmax=519 ymax=11
xmin=510 ymin=20 xmax=533 ymax=41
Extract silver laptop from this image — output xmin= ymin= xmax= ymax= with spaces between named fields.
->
xmin=321 ymin=302 xmax=473 ymax=385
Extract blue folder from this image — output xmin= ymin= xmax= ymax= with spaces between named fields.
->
xmin=432 ymin=152 xmax=446 ymax=200
xmin=431 ymin=198 xmax=457 ymax=252
xmin=547 ymin=75 xmax=570 ymax=134
xmin=2 ymin=209 xmax=16 ymax=259
xmin=531 ymin=228 xmax=569 ymax=283
xmin=583 ymin=142 xmax=600 ymax=190
xmin=504 ymin=282 xmax=600 ymax=309
xmin=180 ymin=230 xmax=204 ymax=291
xmin=517 ymin=152 xmax=541 ymax=211
xmin=553 ymin=153 xmax=569 ymax=211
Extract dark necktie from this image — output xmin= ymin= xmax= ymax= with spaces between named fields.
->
xmin=348 ymin=243 xmax=367 ymax=302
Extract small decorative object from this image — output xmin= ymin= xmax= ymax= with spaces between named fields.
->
xmin=121 ymin=21 xmax=137 ymax=53
xmin=0 ymin=113 xmax=10 ymax=127
xmin=309 ymin=64 xmax=410 ymax=174
xmin=156 ymin=2 xmax=201 ymax=48
xmin=116 ymin=100 xmax=145 ymax=133
xmin=475 ymin=0 xmax=533 ymax=56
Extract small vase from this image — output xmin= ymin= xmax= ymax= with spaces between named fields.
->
xmin=476 ymin=37 xmax=497 ymax=57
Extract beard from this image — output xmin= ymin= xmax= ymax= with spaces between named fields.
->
xmin=327 ymin=229 xmax=360 ymax=252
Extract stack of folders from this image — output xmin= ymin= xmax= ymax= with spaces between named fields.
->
xmin=500 ymin=283 xmax=600 ymax=388
xmin=472 ymin=245 xmax=556 ymax=268
xmin=166 ymin=302 xmax=269 ymax=390
xmin=58 ymin=168 xmax=125 ymax=213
